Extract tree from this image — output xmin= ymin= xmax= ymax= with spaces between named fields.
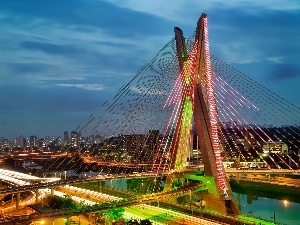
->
xmin=97 ymin=208 xmax=125 ymax=225
xmin=46 ymin=195 xmax=77 ymax=210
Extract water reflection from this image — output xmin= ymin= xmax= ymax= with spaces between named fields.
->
xmin=282 ymin=199 xmax=288 ymax=208
xmin=233 ymin=192 xmax=300 ymax=225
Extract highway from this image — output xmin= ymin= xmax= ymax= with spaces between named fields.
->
xmin=0 ymin=169 xmax=173 ymax=195
xmin=0 ymin=169 xmax=251 ymax=225
xmin=0 ymin=168 xmax=296 ymax=224
xmin=228 ymin=173 xmax=300 ymax=187
xmin=1 ymin=168 xmax=225 ymax=225
xmin=1 ymin=167 xmax=298 ymax=195
xmin=225 ymin=168 xmax=300 ymax=174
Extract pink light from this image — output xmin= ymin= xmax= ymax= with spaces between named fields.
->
xmin=203 ymin=17 xmax=228 ymax=191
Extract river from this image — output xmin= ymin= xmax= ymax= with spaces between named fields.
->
xmin=233 ymin=192 xmax=300 ymax=225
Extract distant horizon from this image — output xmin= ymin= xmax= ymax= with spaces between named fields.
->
xmin=3 ymin=123 xmax=299 ymax=143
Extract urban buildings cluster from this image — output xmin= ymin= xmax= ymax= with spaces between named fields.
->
xmin=0 ymin=123 xmax=299 ymax=169
xmin=0 ymin=131 xmax=104 ymax=151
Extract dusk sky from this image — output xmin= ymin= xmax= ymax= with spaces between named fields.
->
xmin=0 ymin=0 xmax=299 ymax=141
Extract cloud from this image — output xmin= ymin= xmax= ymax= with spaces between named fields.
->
xmin=104 ymin=0 xmax=300 ymax=23
xmin=20 ymin=41 xmax=84 ymax=56
xmin=213 ymin=42 xmax=262 ymax=64
xmin=57 ymin=83 xmax=109 ymax=91
xmin=270 ymin=64 xmax=299 ymax=80
xmin=207 ymin=8 xmax=300 ymax=67
xmin=267 ymin=57 xmax=282 ymax=64
xmin=102 ymin=0 xmax=300 ymax=69
xmin=0 ymin=4 xmax=172 ymax=88
xmin=6 ymin=62 xmax=53 ymax=74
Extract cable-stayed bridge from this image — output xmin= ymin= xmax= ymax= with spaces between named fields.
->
xmin=0 ymin=13 xmax=299 ymax=224
xmin=71 ymin=17 xmax=299 ymax=173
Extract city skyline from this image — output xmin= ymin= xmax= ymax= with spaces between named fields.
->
xmin=0 ymin=0 xmax=300 ymax=140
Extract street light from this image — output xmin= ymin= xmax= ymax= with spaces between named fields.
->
xmin=189 ymin=190 xmax=193 ymax=216
xmin=270 ymin=211 xmax=276 ymax=224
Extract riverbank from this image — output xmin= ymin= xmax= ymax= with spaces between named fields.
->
xmin=229 ymin=177 xmax=300 ymax=204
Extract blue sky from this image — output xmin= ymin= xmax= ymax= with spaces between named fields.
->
xmin=0 ymin=0 xmax=299 ymax=141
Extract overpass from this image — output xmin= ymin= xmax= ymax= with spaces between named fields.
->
xmin=1 ymin=167 xmax=299 ymax=196
xmin=0 ymin=173 xmax=269 ymax=225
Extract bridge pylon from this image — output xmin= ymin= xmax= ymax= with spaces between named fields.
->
xmin=171 ymin=13 xmax=240 ymax=216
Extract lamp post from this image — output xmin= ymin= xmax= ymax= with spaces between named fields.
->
xmin=271 ymin=211 xmax=276 ymax=224
xmin=189 ymin=190 xmax=193 ymax=216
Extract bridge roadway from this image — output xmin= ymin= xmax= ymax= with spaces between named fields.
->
xmin=0 ymin=170 xmax=167 ymax=195
xmin=0 ymin=168 xmax=283 ymax=225
xmin=225 ymin=168 xmax=300 ymax=174
xmin=0 ymin=180 xmax=228 ymax=225
xmin=1 ymin=168 xmax=299 ymax=195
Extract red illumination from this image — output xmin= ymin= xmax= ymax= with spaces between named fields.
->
xmin=202 ymin=17 xmax=228 ymax=191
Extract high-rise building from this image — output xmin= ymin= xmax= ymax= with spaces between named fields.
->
xmin=0 ymin=138 xmax=10 ymax=150
xmin=29 ymin=135 xmax=39 ymax=148
xmin=14 ymin=135 xmax=25 ymax=148
xmin=56 ymin=136 xmax=62 ymax=146
xmin=145 ymin=130 xmax=160 ymax=163
xmin=71 ymin=131 xmax=81 ymax=147
xmin=39 ymin=138 xmax=45 ymax=149
xmin=64 ymin=131 xmax=68 ymax=145
xmin=124 ymin=134 xmax=146 ymax=161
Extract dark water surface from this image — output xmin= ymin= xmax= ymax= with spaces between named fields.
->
xmin=233 ymin=192 xmax=300 ymax=225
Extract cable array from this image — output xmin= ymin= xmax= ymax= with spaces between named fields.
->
xmin=37 ymin=28 xmax=300 ymax=191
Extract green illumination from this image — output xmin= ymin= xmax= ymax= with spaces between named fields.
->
xmin=182 ymin=61 xmax=191 ymax=85
xmin=174 ymin=95 xmax=193 ymax=170
xmin=182 ymin=96 xmax=192 ymax=129
xmin=185 ymin=77 xmax=190 ymax=84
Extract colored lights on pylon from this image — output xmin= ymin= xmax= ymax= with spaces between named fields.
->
xmin=202 ymin=16 xmax=228 ymax=191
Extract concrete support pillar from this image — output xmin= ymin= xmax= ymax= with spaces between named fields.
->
xmin=98 ymin=181 xmax=101 ymax=192
xmin=16 ymin=192 xmax=20 ymax=210
xmin=51 ymin=187 xmax=54 ymax=196
xmin=35 ymin=189 xmax=39 ymax=204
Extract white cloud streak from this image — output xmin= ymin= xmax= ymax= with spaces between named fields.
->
xmin=56 ymin=83 xmax=109 ymax=91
